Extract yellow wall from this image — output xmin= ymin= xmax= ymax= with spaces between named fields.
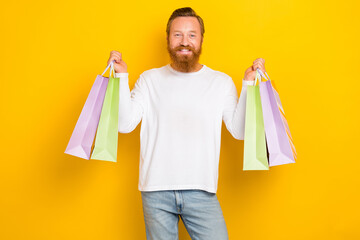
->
xmin=1 ymin=0 xmax=359 ymax=239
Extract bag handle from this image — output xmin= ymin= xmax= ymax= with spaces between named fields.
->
xmin=253 ymin=68 xmax=271 ymax=86
xmin=101 ymin=60 xmax=116 ymax=77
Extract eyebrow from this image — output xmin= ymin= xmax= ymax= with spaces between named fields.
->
xmin=173 ymin=30 xmax=197 ymax=33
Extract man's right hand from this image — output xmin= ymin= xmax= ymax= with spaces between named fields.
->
xmin=107 ymin=51 xmax=128 ymax=73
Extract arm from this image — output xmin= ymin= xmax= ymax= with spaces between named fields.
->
xmin=222 ymin=78 xmax=254 ymax=140
xmin=116 ymin=72 xmax=147 ymax=133
xmin=223 ymin=57 xmax=265 ymax=139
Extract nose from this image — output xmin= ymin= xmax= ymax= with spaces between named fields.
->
xmin=180 ymin=36 xmax=189 ymax=46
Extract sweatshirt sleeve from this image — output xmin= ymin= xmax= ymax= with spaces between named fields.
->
xmin=222 ymin=78 xmax=254 ymax=140
xmin=116 ymin=72 xmax=148 ymax=133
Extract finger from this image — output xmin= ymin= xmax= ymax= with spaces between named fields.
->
xmin=110 ymin=51 xmax=122 ymax=60
xmin=253 ymin=58 xmax=265 ymax=64
xmin=257 ymin=58 xmax=265 ymax=63
xmin=110 ymin=51 xmax=118 ymax=60
xmin=111 ymin=50 xmax=121 ymax=55
xmin=253 ymin=59 xmax=264 ymax=65
xmin=252 ymin=64 xmax=261 ymax=71
xmin=110 ymin=54 xmax=122 ymax=63
xmin=110 ymin=55 xmax=120 ymax=63
xmin=253 ymin=60 xmax=261 ymax=66
xmin=253 ymin=63 xmax=264 ymax=72
xmin=112 ymin=51 xmax=122 ymax=58
xmin=115 ymin=55 xmax=123 ymax=63
xmin=253 ymin=62 xmax=261 ymax=70
xmin=113 ymin=52 xmax=122 ymax=60
xmin=108 ymin=56 xmax=119 ymax=65
xmin=109 ymin=56 xmax=117 ymax=64
xmin=256 ymin=61 xmax=264 ymax=67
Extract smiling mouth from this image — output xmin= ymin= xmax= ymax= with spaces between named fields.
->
xmin=177 ymin=49 xmax=192 ymax=54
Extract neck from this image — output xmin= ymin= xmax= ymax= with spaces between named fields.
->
xmin=170 ymin=62 xmax=203 ymax=73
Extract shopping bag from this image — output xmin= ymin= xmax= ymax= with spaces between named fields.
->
xmin=257 ymin=69 xmax=297 ymax=166
xmin=64 ymin=62 xmax=112 ymax=159
xmin=90 ymin=61 xmax=119 ymax=162
xmin=243 ymin=71 xmax=269 ymax=170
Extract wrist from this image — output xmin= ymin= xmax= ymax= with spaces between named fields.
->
xmin=115 ymin=72 xmax=129 ymax=78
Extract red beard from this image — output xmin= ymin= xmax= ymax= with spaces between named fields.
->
xmin=167 ymin=43 xmax=202 ymax=72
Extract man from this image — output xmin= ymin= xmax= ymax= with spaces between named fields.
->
xmin=107 ymin=7 xmax=266 ymax=240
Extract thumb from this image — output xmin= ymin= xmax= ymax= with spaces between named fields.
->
xmin=115 ymin=53 xmax=123 ymax=63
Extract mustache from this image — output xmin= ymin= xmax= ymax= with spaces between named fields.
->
xmin=174 ymin=46 xmax=194 ymax=51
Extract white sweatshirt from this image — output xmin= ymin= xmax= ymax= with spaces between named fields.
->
xmin=115 ymin=63 xmax=253 ymax=193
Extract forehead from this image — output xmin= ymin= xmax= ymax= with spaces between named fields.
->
xmin=170 ymin=16 xmax=201 ymax=33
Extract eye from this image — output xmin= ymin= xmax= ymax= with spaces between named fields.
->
xmin=175 ymin=34 xmax=181 ymax=37
xmin=190 ymin=34 xmax=196 ymax=37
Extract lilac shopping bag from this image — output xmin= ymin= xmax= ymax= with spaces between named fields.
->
xmin=65 ymin=62 xmax=113 ymax=159
xmin=257 ymin=69 xmax=297 ymax=167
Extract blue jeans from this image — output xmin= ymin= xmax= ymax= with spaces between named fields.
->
xmin=141 ymin=189 xmax=229 ymax=240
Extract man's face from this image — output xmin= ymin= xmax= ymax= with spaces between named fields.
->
xmin=167 ymin=16 xmax=203 ymax=72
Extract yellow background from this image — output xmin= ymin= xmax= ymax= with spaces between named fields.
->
xmin=1 ymin=0 xmax=359 ymax=239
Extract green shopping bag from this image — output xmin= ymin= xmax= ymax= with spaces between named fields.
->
xmin=90 ymin=61 xmax=119 ymax=162
xmin=243 ymin=71 xmax=269 ymax=170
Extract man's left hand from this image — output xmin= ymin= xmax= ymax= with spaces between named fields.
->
xmin=244 ymin=58 xmax=266 ymax=81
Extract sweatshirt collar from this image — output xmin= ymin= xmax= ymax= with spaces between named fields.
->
xmin=166 ymin=63 xmax=207 ymax=76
